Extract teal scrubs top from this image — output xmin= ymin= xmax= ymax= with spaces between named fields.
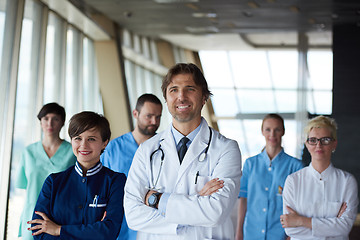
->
xmin=15 ymin=140 xmax=76 ymax=240
xmin=101 ymin=132 xmax=138 ymax=240
xmin=239 ymin=149 xmax=303 ymax=240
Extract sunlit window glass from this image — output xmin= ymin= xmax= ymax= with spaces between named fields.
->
xmin=43 ymin=13 xmax=65 ymax=104
xmin=7 ymin=0 xmax=42 ymax=238
xmin=200 ymin=51 xmax=234 ymax=88
xmin=230 ymin=51 xmax=271 ymax=89
xmin=0 ymin=0 xmax=6 ymax=69
xmin=200 ymin=47 xmax=333 ymax=163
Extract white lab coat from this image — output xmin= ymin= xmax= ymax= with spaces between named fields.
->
xmin=124 ymin=118 xmax=242 ymax=240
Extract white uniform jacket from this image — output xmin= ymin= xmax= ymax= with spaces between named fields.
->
xmin=124 ymin=118 xmax=242 ymax=240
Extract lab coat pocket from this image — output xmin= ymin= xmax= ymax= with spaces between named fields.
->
xmin=195 ymin=175 xmax=211 ymax=193
xmin=324 ymin=201 xmax=342 ymax=218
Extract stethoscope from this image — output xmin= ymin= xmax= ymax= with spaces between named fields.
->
xmin=148 ymin=127 xmax=213 ymax=190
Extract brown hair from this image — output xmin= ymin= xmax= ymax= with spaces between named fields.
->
xmin=261 ymin=113 xmax=285 ymax=132
xmin=37 ymin=102 xmax=66 ymax=123
xmin=68 ymin=111 xmax=111 ymax=142
xmin=135 ymin=93 xmax=162 ymax=112
xmin=161 ymin=63 xmax=212 ymax=100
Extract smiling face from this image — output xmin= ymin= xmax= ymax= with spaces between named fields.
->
xmin=71 ymin=127 xmax=108 ymax=170
xmin=262 ymin=118 xmax=284 ymax=149
xmin=306 ymin=127 xmax=337 ymax=165
xmin=165 ymin=73 xmax=205 ymax=129
xmin=40 ymin=113 xmax=64 ymax=137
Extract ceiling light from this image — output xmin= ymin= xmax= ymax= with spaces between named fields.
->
xmin=289 ymin=6 xmax=299 ymax=13
xmin=247 ymin=1 xmax=259 ymax=9
xmin=242 ymin=11 xmax=253 ymax=17
xmin=185 ymin=26 xmax=219 ymax=33
xmin=154 ymin=0 xmax=199 ymax=3
xmin=308 ymin=18 xmax=316 ymax=24
xmin=186 ymin=3 xmax=199 ymax=10
xmin=192 ymin=12 xmax=217 ymax=18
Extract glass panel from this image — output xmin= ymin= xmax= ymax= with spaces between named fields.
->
xmin=0 ymin=0 xmax=6 ymax=70
xmin=308 ymin=90 xmax=332 ymax=115
xmin=211 ymin=89 xmax=239 ymax=117
xmin=229 ymin=51 xmax=271 ymax=89
xmin=274 ymin=90 xmax=297 ymax=112
xmin=65 ymin=26 xmax=82 ymax=118
xmin=237 ymin=89 xmax=276 ymax=113
xmin=124 ymin=59 xmax=136 ymax=111
xmin=83 ymin=37 xmax=102 ymax=112
xmin=217 ymin=119 xmax=245 ymax=157
xmin=308 ymin=50 xmax=333 ymax=90
xmin=282 ymin=120 xmax=298 ymax=157
xmin=242 ymin=119 xmax=264 ymax=161
xmin=199 ymin=51 xmax=234 ymax=88
xmin=7 ymin=0 xmax=43 ymax=239
xmin=268 ymin=51 xmax=298 ymax=89
xmin=43 ymin=12 xmax=65 ymax=104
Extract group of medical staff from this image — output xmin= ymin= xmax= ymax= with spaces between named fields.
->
xmin=16 ymin=63 xmax=358 ymax=240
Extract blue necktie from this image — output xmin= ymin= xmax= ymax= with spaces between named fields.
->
xmin=178 ymin=137 xmax=189 ymax=164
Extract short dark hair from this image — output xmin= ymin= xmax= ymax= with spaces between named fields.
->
xmin=68 ymin=111 xmax=111 ymax=142
xmin=161 ymin=63 xmax=212 ymax=100
xmin=37 ymin=102 xmax=66 ymax=123
xmin=135 ymin=93 xmax=162 ymax=112
xmin=261 ymin=113 xmax=285 ymax=132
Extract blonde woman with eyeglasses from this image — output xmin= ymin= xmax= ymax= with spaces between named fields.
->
xmin=281 ymin=116 xmax=359 ymax=240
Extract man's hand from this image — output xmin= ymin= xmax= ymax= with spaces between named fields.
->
xmin=27 ymin=211 xmax=61 ymax=236
xmin=199 ymin=178 xmax=224 ymax=196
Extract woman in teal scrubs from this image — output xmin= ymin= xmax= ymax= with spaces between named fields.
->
xmin=15 ymin=102 xmax=76 ymax=240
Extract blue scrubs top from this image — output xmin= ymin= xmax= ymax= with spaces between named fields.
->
xmin=32 ymin=161 xmax=126 ymax=240
xmin=239 ymin=149 xmax=303 ymax=240
xmin=101 ymin=132 xmax=138 ymax=240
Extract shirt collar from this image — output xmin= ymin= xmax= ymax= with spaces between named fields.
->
xmin=261 ymin=148 xmax=284 ymax=165
xmin=171 ymin=120 xmax=202 ymax=148
xmin=309 ymin=162 xmax=334 ymax=181
xmin=75 ymin=161 xmax=103 ymax=177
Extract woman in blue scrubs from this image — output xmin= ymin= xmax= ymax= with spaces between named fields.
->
xmin=235 ymin=114 xmax=303 ymax=240
xmin=29 ymin=111 xmax=126 ymax=240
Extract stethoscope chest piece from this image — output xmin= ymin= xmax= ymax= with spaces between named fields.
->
xmin=198 ymin=152 xmax=206 ymax=162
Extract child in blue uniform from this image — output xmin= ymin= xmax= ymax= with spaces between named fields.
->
xmin=28 ymin=111 xmax=126 ymax=240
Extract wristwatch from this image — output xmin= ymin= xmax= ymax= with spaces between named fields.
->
xmin=147 ymin=192 xmax=161 ymax=208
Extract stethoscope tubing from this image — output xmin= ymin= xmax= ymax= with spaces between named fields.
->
xmin=149 ymin=127 xmax=212 ymax=190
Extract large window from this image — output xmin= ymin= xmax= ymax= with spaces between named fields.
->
xmin=5 ymin=1 xmax=104 ymax=238
xmin=121 ymin=30 xmax=172 ymax=131
xmin=200 ymin=48 xmax=333 ymax=162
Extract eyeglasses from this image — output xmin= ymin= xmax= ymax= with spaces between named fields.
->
xmin=306 ymin=137 xmax=334 ymax=146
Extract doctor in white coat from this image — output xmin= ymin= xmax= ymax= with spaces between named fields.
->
xmin=124 ymin=63 xmax=242 ymax=240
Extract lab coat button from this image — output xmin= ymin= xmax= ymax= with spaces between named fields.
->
xmin=82 ymin=179 xmax=86 ymax=183
xmin=262 ymin=229 xmax=265 ymax=233
xmin=263 ymin=208 xmax=266 ymax=212
xmin=268 ymin=167 xmax=272 ymax=171
xmin=265 ymin=187 xmax=269 ymax=191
